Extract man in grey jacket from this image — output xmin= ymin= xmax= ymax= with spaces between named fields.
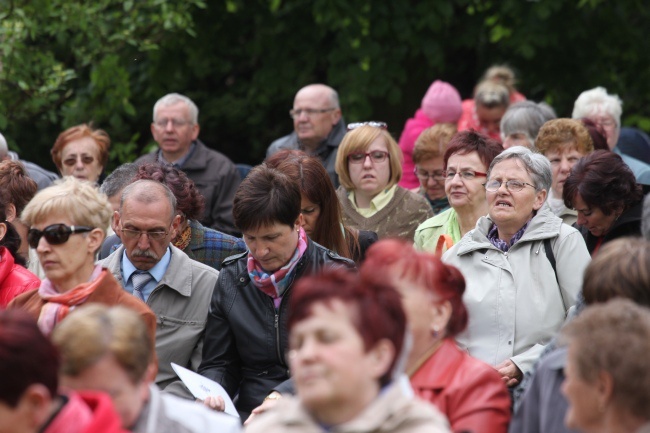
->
xmin=99 ymin=179 xmax=220 ymax=390
xmin=266 ymin=84 xmax=346 ymax=187
xmin=137 ymin=93 xmax=240 ymax=235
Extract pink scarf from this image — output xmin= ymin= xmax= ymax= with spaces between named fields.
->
xmin=37 ymin=265 xmax=103 ymax=336
xmin=247 ymin=227 xmax=308 ymax=307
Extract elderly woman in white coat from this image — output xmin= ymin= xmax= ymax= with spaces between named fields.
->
xmin=443 ymin=146 xmax=590 ymax=386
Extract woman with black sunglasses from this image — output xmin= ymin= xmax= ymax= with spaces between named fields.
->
xmin=335 ymin=123 xmax=433 ymax=241
xmin=8 ymin=177 xmax=156 ymax=340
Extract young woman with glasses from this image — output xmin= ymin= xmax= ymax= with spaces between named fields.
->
xmin=334 ymin=124 xmax=433 ymax=241
xmin=8 ymin=177 xmax=156 ymax=340
xmin=414 ymin=130 xmax=503 ymax=254
xmin=443 ymin=146 xmax=590 ymax=388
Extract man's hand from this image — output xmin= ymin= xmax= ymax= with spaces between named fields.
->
xmin=495 ymin=359 xmax=523 ymax=387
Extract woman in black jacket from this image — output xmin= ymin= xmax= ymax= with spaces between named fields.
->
xmin=266 ymin=149 xmax=377 ymax=263
xmin=563 ymin=150 xmax=645 ymax=255
xmin=198 ymin=165 xmax=354 ymax=420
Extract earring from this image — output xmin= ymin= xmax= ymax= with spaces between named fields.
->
xmin=432 ymin=325 xmax=440 ymax=338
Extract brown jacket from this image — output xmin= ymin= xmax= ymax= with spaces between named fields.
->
xmin=9 ymin=269 xmax=157 ymax=341
xmin=337 ymin=186 xmax=434 ymax=241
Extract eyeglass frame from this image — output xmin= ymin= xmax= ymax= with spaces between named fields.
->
xmin=27 ymin=224 xmax=95 ymax=249
xmin=483 ymin=179 xmax=537 ymax=192
xmin=442 ymin=170 xmax=488 ymax=181
xmin=289 ymin=108 xmax=336 ymax=119
xmin=414 ymin=167 xmax=446 ymax=181
xmin=153 ymin=118 xmax=193 ymax=129
xmin=347 ymin=121 xmax=388 ymax=131
xmin=119 ymin=227 xmax=170 ymax=241
xmin=347 ymin=150 xmax=390 ymax=164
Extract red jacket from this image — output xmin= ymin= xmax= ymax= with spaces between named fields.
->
xmin=0 ymin=246 xmax=40 ymax=308
xmin=44 ymin=391 xmax=128 ymax=433
xmin=410 ymin=338 xmax=511 ymax=433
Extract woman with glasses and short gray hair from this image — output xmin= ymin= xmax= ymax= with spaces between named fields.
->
xmin=443 ymin=146 xmax=590 ymax=387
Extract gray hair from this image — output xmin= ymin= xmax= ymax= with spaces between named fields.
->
xmin=120 ymin=179 xmax=177 ymax=222
xmin=0 ymin=132 xmax=7 ymax=158
xmin=152 ymin=93 xmax=199 ymax=124
xmin=572 ymin=87 xmax=622 ymax=128
xmin=500 ymin=101 xmax=557 ymax=146
xmin=487 ymin=145 xmax=552 ymax=193
xmin=99 ymin=163 xmax=139 ymax=198
xmin=643 ymin=194 xmax=650 ymax=241
xmin=329 ymin=88 xmax=340 ymax=109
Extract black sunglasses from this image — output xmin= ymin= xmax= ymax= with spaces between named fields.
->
xmin=27 ymin=224 xmax=95 ymax=249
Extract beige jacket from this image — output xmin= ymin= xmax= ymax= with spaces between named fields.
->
xmin=245 ymin=379 xmax=450 ymax=433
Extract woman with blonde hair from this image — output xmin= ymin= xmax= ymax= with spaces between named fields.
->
xmin=8 ymin=177 xmax=155 ymax=339
xmin=335 ymin=123 xmax=433 ymax=241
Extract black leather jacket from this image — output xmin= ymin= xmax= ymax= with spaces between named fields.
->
xmin=199 ymin=238 xmax=355 ymax=418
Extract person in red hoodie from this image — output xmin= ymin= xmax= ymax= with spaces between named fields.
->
xmin=0 ymin=200 xmax=40 ymax=308
xmin=0 ymin=309 xmax=126 ymax=433
xmin=362 ymin=239 xmax=511 ymax=433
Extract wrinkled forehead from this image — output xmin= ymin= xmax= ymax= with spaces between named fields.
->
xmin=293 ymin=87 xmax=332 ymax=108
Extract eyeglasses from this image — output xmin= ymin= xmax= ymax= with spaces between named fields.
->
xmin=153 ymin=118 xmax=191 ymax=128
xmin=414 ymin=168 xmax=445 ymax=181
xmin=347 ymin=121 xmax=388 ymax=131
xmin=289 ymin=108 xmax=335 ymax=119
xmin=63 ymin=155 xmax=95 ymax=166
xmin=443 ymin=170 xmax=488 ymax=181
xmin=120 ymin=228 xmax=169 ymax=241
xmin=347 ymin=150 xmax=390 ymax=164
xmin=27 ymin=224 xmax=95 ymax=248
xmin=484 ymin=179 xmax=536 ymax=192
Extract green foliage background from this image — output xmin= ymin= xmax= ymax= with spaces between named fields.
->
xmin=1 ymin=0 xmax=649 ymax=172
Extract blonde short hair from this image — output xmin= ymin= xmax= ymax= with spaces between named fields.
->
xmin=412 ymin=123 xmax=457 ymax=164
xmin=20 ymin=176 xmax=112 ymax=235
xmin=335 ymin=125 xmax=403 ymax=191
xmin=52 ymin=304 xmax=153 ymax=384
xmin=536 ymin=118 xmax=594 ymax=156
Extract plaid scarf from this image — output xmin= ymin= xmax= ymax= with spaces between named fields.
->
xmin=247 ymin=227 xmax=308 ymax=307
xmin=37 ymin=265 xmax=103 ymax=336
xmin=487 ymin=222 xmax=529 ymax=252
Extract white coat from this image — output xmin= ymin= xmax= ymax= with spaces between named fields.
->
xmin=443 ymin=206 xmax=590 ymax=374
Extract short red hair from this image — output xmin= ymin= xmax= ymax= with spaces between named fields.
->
xmin=288 ymin=269 xmax=406 ymax=386
xmin=361 ymin=239 xmax=468 ymax=337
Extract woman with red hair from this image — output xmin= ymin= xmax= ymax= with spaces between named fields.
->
xmin=245 ymin=268 xmax=450 ymax=433
xmin=362 ymin=239 xmax=511 ymax=433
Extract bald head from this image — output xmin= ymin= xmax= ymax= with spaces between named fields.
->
xmin=0 ymin=132 xmax=8 ymax=159
xmin=120 ymin=179 xmax=177 ymax=221
xmin=292 ymin=84 xmax=342 ymax=150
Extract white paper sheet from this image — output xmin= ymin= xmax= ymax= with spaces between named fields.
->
xmin=171 ymin=363 xmax=239 ymax=418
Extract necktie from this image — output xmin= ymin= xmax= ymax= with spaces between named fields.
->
xmin=131 ymin=271 xmax=153 ymax=302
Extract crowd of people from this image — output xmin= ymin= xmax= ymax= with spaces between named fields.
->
xmin=2 ymin=64 xmax=650 ymax=433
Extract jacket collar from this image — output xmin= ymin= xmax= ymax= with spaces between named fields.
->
xmin=456 ymin=205 xmax=563 ymax=256
xmin=409 ymin=339 xmax=465 ymax=390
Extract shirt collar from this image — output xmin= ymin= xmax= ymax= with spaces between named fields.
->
xmin=157 ymin=142 xmax=196 ymax=167
xmin=122 ymin=247 xmax=172 ymax=283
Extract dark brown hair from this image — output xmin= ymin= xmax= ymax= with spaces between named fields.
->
xmin=233 ymin=164 xmax=301 ymax=232
xmin=563 ymin=150 xmax=643 ymax=215
xmin=443 ymin=130 xmax=504 ymax=170
xmin=266 ymin=150 xmax=354 ymax=259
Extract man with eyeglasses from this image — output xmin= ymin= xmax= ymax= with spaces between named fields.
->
xmin=137 ymin=93 xmax=241 ymax=236
xmin=99 ymin=179 xmax=221 ymax=392
xmin=267 ymin=84 xmax=345 ymax=187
